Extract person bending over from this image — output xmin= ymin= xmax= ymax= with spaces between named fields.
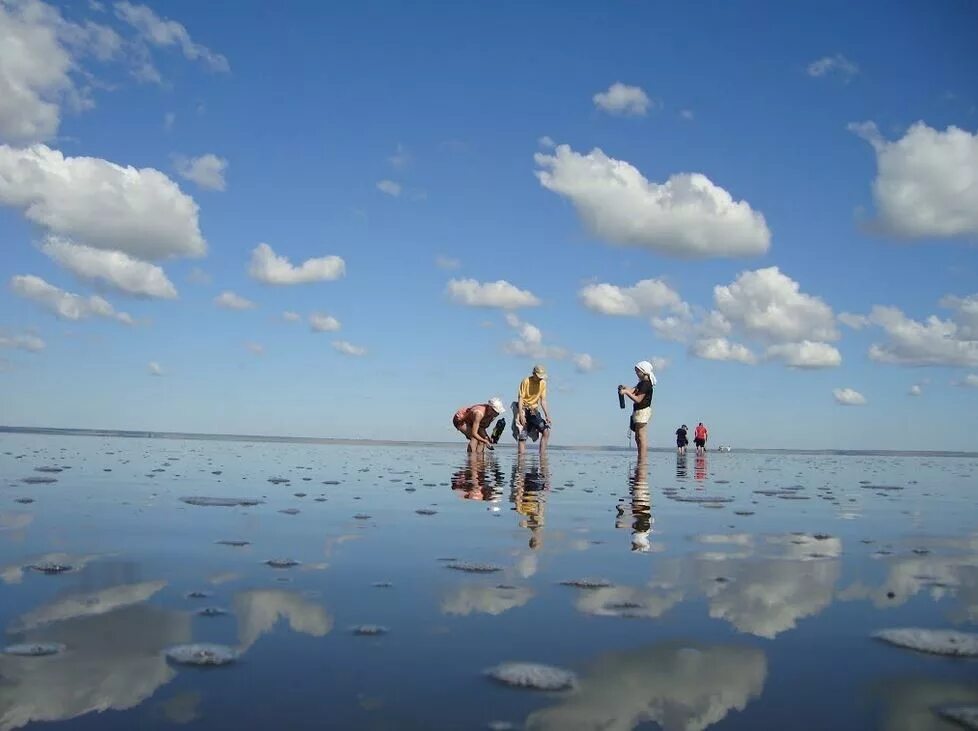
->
xmin=453 ymin=398 xmax=505 ymax=454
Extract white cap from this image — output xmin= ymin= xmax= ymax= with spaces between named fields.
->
xmin=488 ymin=397 xmax=505 ymax=415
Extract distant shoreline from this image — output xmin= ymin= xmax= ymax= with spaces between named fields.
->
xmin=1 ymin=425 xmax=976 ymax=458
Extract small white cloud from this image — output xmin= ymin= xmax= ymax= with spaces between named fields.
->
xmin=833 ymin=387 xmax=866 ymax=406
xmin=680 ymin=109 xmax=695 ymax=121
xmin=10 ymin=274 xmax=133 ymax=324
xmin=953 ymin=373 xmax=978 ymax=388
xmin=248 ymin=243 xmax=345 ymax=285
xmin=807 ymin=54 xmax=859 ymax=80
xmin=187 ymin=267 xmax=211 ymax=285
xmin=332 ymin=340 xmax=366 ymax=357
xmin=388 ymin=143 xmax=411 ymax=169
xmin=148 ymin=361 xmax=163 ymax=376
xmin=579 ymin=279 xmax=684 ymax=316
xmin=503 ymin=312 xmax=567 ymax=360
xmin=282 ymin=311 xmax=300 ymax=322
xmin=376 ymin=179 xmax=401 ymax=197
xmin=850 ymin=121 xmax=978 ymax=239
xmin=538 ymin=135 xmax=555 ymax=149
xmin=0 ymin=333 xmax=45 ymax=352
xmin=446 ymin=278 xmax=541 ymax=309
xmin=572 ymin=353 xmax=598 ymax=373
xmin=839 ymin=312 xmax=870 ymax=329
xmin=114 ymin=1 xmax=230 ymax=72
xmin=214 ymin=291 xmax=254 ymax=310
xmin=435 ymin=256 xmax=461 ymax=270
xmin=163 ymin=112 xmax=175 ymax=131
xmin=173 ymin=153 xmax=227 ymax=191
xmin=650 ymin=356 xmax=670 ymax=372
xmin=592 ymin=82 xmax=652 ymax=116
xmin=765 ymin=341 xmax=842 ymax=369
xmin=245 ymin=341 xmax=264 ymax=355
xmin=535 ymin=145 xmax=770 ymax=258
xmin=908 ymin=384 xmax=922 ymax=396
xmin=691 ymin=338 xmax=757 ymax=364
xmin=309 ymin=313 xmax=340 ymax=332
xmin=41 ymin=237 xmax=178 ymax=298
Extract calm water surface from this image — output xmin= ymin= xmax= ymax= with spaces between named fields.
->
xmin=1 ymin=434 xmax=976 ymax=730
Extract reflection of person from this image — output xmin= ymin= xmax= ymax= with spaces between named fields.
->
xmin=453 ymin=398 xmax=505 ymax=453
xmin=514 ymin=364 xmax=551 ymax=455
xmin=616 ymin=458 xmax=653 ymax=552
xmin=450 ymin=452 xmax=502 ymax=501
xmin=694 ymin=422 xmax=708 ymax=455
xmin=676 ymin=452 xmax=688 ymax=479
xmin=695 ymin=453 xmax=707 ymax=481
xmin=676 ymin=424 xmax=689 ymax=455
xmin=510 ymin=452 xmax=550 ymax=549
xmin=618 ymin=361 xmax=656 ymax=458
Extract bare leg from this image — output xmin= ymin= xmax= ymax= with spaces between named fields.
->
xmin=539 ymin=427 xmax=549 ymax=454
xmin=635 ymin=424 xmax=648 ymax=458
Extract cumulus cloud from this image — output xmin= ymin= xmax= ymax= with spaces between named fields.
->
xmin=332 ymin=340 xmax=366 ymax=357
xmin=282 ymin=311 xmax=300 ymax=322
xmin=173 ymin=153 xmax=227 ymax=191
xmin=503 ymin=312 xmax=567 ymax=360
xmin=592 ymin=82 xmax=652 ymax=116
xmin=838 ymin=312 xmax=870 ymax=329
xmin=0 ymin=0 xmax=121 ymax=144
xmin=114 ymin=1 xmax=229 ymax=72
xmin=833 ymin=387 xmax=866 ymax=405
xmin=954 ymin=373 xmax=978 ymax=388
xmin=0 ymin=332 xmax=45 ymax=352
xmin=807 ymin=53 xmax=859 ymax=80
xmin=248 ymin=243 xmax=345 ymax=285
xmin=537 ymin=135 xmax=555 ymax=149
xmin=41 ymin=237 xmax=177 ymax=298
xmin=446 ymin=278 xmax=540 ymax=309
xmin=441 ymin=585 xmax=533 ymax=616
xmin=376 ymin=179 xmax=401 ymax=197
xmin=148 ymin=361 xmax=162 ymax=376
xmin=434 ymin=255 xmax=460 ymax=270
xmin=10 ymin=274 xmax=133 ymax=324
xmin=862 ymin=304 xmax=978 ymax=367
xmin=850 ymin=121 xmax=978 ymax=238
xmin=535 ymin=144 xmax=770 ymax=258
xmin=213 ymin=291 xmax=254 ymax=310
xmin=940 ymin=293 xmax=978 ymax=339
xmin=572 ymin=353 xmax=598 ymax=373
xmin=308 ymin=312 xmax=340 ymax=332
xmin=691 ymin=337 xmax=757 ymax=364
xmin=765 ymin=341 xmax=842 ymax=368
xmin=0 ymin=144 xmax=206 ymax=260
xmin=579 ymin=278 xmax=684 ymax=316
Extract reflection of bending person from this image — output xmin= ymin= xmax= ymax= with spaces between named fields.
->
xmin=510 ymin=452 xmax=550 ymax=549
xmin=514 ymin=364 xmax=551 ymax=455
xmin=453 ymin=398 xmax=505 ymax=454
xmin=451 ymin=452 xmax=501 ymax=501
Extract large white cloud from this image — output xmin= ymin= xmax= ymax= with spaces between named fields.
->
xmin=713 ymin=267 xmax=839 ymax=343
xmin=248 ymin=243 xmax=345 ymax=285
xmin=691 ymin=337 xmax=757 ymax=364
xmin=11 ymin=274 xmax=133 ymax=323
xmin=41 ymin=236 xmax=177 ymax=298
xmin=213 ymin=290 xmax=254 ymax=310
xmin=864 ymin=304 xmax=978 ymax=367
xmin=173 ymin=153 xmax=227 ymax=191
xmin=850 ymin=121 xmax=978 ymax=238
xmin=114 ymin=1 xmax=229 ymax=72
xmin=446 ymin=278 xmax=540 ymax=309
xmin=0 ymin=332 xmax=44 ymax=352
xmin=833 ymin=387 xmax=866 ymax=405
xmin=579 ymin=278 xmax=683 ymax=316
xmin=765 ymin=340 xmax=842 ymax=368
xmin=592 ymin=82 xmax=652 ymax=116
xmin=534 ymin=144 xmax=771 ymax=258
xmin=0 ymin=144 xmax=205 ymax=259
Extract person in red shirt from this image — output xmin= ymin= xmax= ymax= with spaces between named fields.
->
xmin=453 ymin=398 xmax=505 ymax=454
xmin=694 ymin=422 xmax=708 ymax=455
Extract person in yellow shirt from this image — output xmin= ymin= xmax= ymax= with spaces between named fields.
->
xmin=513 ymin=364 xmax=551 ymax=454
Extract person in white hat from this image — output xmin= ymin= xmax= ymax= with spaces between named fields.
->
xmin=452 ymin=397 xmax=506 ymax=454
xmin=514 ymin=363 xmax=551 ymax=455
xmin=618 ymin=361 xmax=656 ymax=457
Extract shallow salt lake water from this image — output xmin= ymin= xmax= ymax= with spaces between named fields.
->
xmin=1 ymin=434 xmax=976 ymax=731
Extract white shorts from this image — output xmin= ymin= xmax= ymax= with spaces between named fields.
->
xmin=631 ymin=406 xmax=652 ymax=428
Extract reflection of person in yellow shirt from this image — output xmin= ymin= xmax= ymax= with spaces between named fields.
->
xmin=514 ymin=364 xmax=551 ymax=455
xmin=510 ymin=453 xmax=549 ymax=549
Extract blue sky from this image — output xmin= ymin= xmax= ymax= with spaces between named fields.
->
xmin=1 ymin=0 xmax=977 ymax=450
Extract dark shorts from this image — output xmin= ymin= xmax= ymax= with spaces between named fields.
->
xmin=677 ymin=438 xmax=688 ymax=448
xmin=516 ymin=408 xmax=549 ymax=441
xmin=694 ymin=438 xmax=706 ymax=447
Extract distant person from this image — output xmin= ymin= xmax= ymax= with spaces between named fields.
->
xmin=694 ymin=422 xmax=708 ymax=455
xmin=618 ymin=361 xmax=655 ymax=458
xmin=453 ymin=398 xmax=505 ymax=454
xmin=514 ymin=364 xmax=551 ymax=455
xmin=676 ymin=424 xmax=689 ymax=455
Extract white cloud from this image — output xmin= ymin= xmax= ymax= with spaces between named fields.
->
xmin=0 ymin=0 xmax=121 ymax=144
xmin=0 ymin=332 xmax=45 ymax=352
xmin=908 ymin=384 xmax=922 ymax=396
xmin=713 ymin=267 xmax=839 ymax=343
xmin=651 ymin=313 xmax=693 ymax=343
xmin=245 ymin=341 xmax=264 ymax=355
xmin=248 ymin=243 xmax=345 ymax=285
xmin=114 ymin=1 xmax=229 ymax=72
xmin=308 ymin=312 xmax=340 ymax=332
xmin=163 ymin=111 xmax=175 ymax=131
xmin=579 ymin=278 xmax=684 ymax=316
xmin=435 ymin=255 xmax=460 ymax=270
xmin=504 ymin=312 xmax=567 ymax=360
xmin=680 ymin=109 xmax=694 ymax=121
xmin=173 ymin=153 xmax=227 ymax=191
xmin=807 ymin=53 xmax=859 ymax=80
xmin=214 ymin=291 xmax=254 ymax=310
xmin=592 ymin=82 xmax=652 ymax=116
xmin=954 ymin=373 xmax=978 ymax=388
xmin=864 ymin=304 xmax=978 ymax=367
xmin=537 ymin=135 xmax=555 ymax=149
xmin=691 ymin=338 xmax=757 ymax=364
xmin=650 ymin=356 xmax=669 ymax=372
xmin=839 ymin=312 xmax=870 ymax=329
xmin=850 ymin=121 xmax=978 ymax=238
xmin=332 ymin=340 xmax=366 ymax=357
xmin=765 ymin=341 xmax=842 ymax=369
xmin=446 ymin=278 xmax=540 ymax=309
xmin=572 ymin=352 xmax=598 ymax=373
xmin=833 ymin=387 xmax=866 ymax=405
xmin=940 ymin=294 xmax=978 ymax=339
xmin=41 ymin=237 xmax=177 ymax=298
xmin=10 ymin=274 xmax=133 ymax=324
xmin=282 ymin=311 xmax=300 ymax=322
xmin=376 ymin=179 xmax=401 ymax=197
xmin=0 ymin=144 xmax=206 ymax=260
xmin=148 ymin=361 xmax=162 ymax=376
xmin=535 ymin=145 xmax=771 ymax=258
xmin=388 ymin=143 xmax=410 ymax=169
